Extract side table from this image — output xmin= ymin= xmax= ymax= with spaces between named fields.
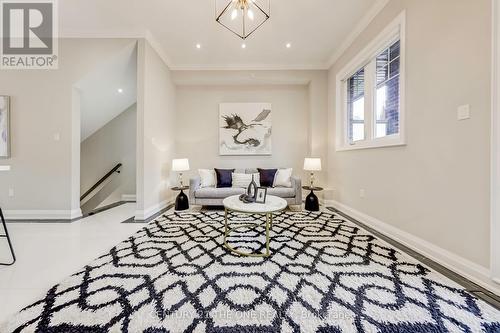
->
xmin=302 ymin=186 xmax=324 ymax=212
xmin=172 ymin=186 xmax=189 ymax=211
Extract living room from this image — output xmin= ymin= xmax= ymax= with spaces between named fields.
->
xmin=1 ymin=0 xmax=500 ymax=331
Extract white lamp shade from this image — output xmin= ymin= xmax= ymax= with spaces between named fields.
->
xmin=172 ymin=158 xmax=190 ymax=172
xmin=304 ymin=158 xmax=322 ymax=171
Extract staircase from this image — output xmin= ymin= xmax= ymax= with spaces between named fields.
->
xmin=80 ymin=163 xmax=123 ymax=215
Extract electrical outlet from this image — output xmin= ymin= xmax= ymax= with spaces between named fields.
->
xmin=8 ymin=188 xmax=14 ymax=197
xmin=359 ymin=189 xmax=365 ymax=198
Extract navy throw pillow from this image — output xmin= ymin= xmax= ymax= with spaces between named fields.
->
xmin=257 ymin=168 xmax=278 ymax=188
xmin=215 ymin=168 xmax=235 ymax=188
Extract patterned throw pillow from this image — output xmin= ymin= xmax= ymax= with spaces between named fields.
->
xmin=257 ymin=168 xmax=278 ymax=188
xmin=231 ymin=173 xmax=261 ymax=188
xmin=215 ymin=168 xmax=235 ymax=188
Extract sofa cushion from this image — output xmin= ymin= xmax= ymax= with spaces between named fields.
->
xmin=232 ymin=173 xmax=260 ymax=188
xmin=215 ymin=168 xmax=234 ymax=188
xmin=273 ymin=168 xmax=293 ymax=187
xmin=199 ymin=169 xmax=216 ymax=188
xmin=267 ymin=187 xmax=296 ymax=198
xmin=257 ymin=168 xmax=278 ymax=188
xmin=195 ymin=187 xmax=245 ymax=198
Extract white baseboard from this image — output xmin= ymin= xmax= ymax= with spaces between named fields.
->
xmin=4 ymin=208 xmax=82 ymax=220
xmin=134 ymin=197 xmax=173 ymax=221
xmin=70 ymin=208 xmax=83 ymax=219
xmin=325 ymin=199 xmax=500 ymax=296
xmin=121 ymin=194 xmax=137 ymax=202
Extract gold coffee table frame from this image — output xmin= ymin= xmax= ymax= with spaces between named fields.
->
xmin=223 ymin=196 xmax=287 ymax=257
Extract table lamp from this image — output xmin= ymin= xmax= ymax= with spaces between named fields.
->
xmin=172 ymin=158 xmax=190 ymax=187
xmin=304 ymin=158 xmax=322 ymax=188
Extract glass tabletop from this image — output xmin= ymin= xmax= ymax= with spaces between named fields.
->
xmin=302 ymin=186 xmax=324 ymax=191
xmin=171 ymin=186 xmax=189 ymax=191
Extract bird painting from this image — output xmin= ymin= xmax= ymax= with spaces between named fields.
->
xmin=219 ymin=103 xmax=272 ymax=155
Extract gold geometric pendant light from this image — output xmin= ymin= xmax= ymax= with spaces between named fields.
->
xmin=215 ymin=0 xmax=270 ymax=39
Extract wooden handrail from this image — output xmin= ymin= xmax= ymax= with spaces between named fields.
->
xmin=80 ymin=163 xmax=122 ymax=202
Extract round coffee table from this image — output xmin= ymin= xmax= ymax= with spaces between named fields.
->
xmin=223 ymin=195 xmax=287 ymax=257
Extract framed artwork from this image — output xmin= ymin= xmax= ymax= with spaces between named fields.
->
xmin=0 ymin=96 xmax=10 ymax=158
xmin=219 ymin=103 xmax=272 ymax=155
xmin=255 ymin=187 xmax=267 ymax=204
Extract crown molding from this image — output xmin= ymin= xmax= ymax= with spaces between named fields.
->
xmin=59 ymin=30 xmax=173 ymax=69
xmin=57 ymin=33 xmax=328 ymax=70
xmin=59 ymin=31 xmax=145 ymax=39
xmin=59 ymin=0 xmax=389 ymax=72
xmin=169 ymin=63 xmax=329 ymax=71
xmin=143 ymin=30 xmax=173 ymax=69
xmin=326 ymin=0 xmax=390 ymax=68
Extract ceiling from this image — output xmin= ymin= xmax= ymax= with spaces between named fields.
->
xmin=59 ymin=0 xmax=386 ymax=70
xmin=77 ymin=43 xmax=137 ymax=141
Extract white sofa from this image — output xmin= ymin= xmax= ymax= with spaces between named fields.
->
xmin=189 ymin=168 xmax=302 ymax=207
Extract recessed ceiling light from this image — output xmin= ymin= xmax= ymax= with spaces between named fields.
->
xmin=117 ymin=88 xmax=123 ymax=93
xmin=241 ymin=43 xmax=246 ymax=49
xmin=286 ymin=43 xmax=292 ymax=48
xmin=196 ymin=43 xmax=201 ymax=49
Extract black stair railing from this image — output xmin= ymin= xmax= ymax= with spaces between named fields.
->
xmin=80 ymin=163 xmax=122 ymax=202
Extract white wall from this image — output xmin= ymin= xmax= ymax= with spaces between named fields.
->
xmin=0 ymin=38 xmax=137 ymax=219
xmin=172 ymin=70 xmax=328 ymax=185
xmin=328 ymin=0 xmax=492 ymax=280
xmin=80 ymin=103 xmax=136 ymax=209
xmin=135 ymin=39 xmax=176 ymax=220
xmin=176 ymin=85 xmax=308 ymax=179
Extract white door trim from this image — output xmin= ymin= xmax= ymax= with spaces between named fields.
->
xmin=491 ymin=0 xmax=500 ymax=283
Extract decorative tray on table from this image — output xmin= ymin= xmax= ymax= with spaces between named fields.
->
xmin=239 ymin=194 xmax=255 ymax=204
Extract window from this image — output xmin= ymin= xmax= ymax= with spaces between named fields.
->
xmin=347 ymin=68 xmax=365 ymax=142
xmin=336 ymin=12 xmax=405 ymax=151
xmin=375 ymin=40 xmax=400 ymax=138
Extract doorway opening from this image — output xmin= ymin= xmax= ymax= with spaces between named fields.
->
xmin=76 ymin=43 xmax=138 ymax=216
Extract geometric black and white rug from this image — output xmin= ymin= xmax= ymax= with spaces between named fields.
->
xmin=2 ymin=211 xmax=500 ymax=332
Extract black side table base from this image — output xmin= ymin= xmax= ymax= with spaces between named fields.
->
xmin=305 ymin=191 xmax=320 ymax=212
xmin=0 ymin=208 xmax=16 ymax=266
xmin=175 ymin=190 xmax=189 ymax=211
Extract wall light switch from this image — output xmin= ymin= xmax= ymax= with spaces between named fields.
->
xmin=8 ymin=188 xmax=14 ymax=197
xmin=457 ymin=104 xmax=470 ymax=120
xmin=359 ymin=189 xmax=365 ymax=198
xmin=53 ymin=133 xmax=60 ymax=141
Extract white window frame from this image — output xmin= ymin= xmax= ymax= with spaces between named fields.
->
xmin=336 ymin=11 xmax=406 ymax=151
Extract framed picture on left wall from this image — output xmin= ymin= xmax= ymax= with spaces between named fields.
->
xmin=0 ymin=96 xmax=11 ymax=158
